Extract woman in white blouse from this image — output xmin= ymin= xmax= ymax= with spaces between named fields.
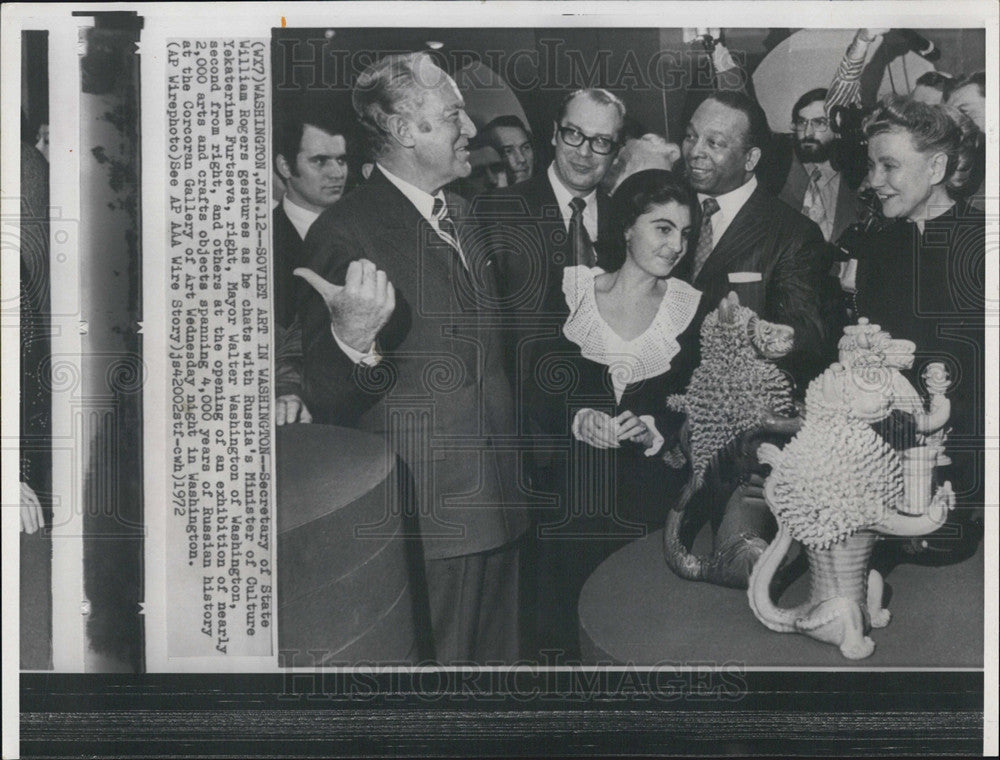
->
xmin=528 ymin=169 xmax=702 ymax=657
xmin=562 ymin=168 xmax=701 ymax=529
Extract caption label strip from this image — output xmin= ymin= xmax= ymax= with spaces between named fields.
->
xmin=165 ymin=39 xmax=273 ymax=657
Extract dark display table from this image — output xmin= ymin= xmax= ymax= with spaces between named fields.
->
xmin=579 ymin=529 xmax=983 ymax=667
xmin=276 ymin=424 xmax=418 ymax=665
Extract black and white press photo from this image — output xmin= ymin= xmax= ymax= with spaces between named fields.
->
xmin=1 ymin=2 xmax=996 ymax=757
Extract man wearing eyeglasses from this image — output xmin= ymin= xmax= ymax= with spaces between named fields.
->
xmin=778 ymin=88 xmax=860 ymax=246
xmin=482 ymin=88 xmax=624 ymax=658
xmin=487 ymin=88 xmax=624 ymax=413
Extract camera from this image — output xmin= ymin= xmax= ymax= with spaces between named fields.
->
xmin=831 ymin=188 xmax=891 ymax=262
xmin=829 ymin=104 xmax=867 ymax=145
xmin=827 ymin=105 xmax=871 ymax=190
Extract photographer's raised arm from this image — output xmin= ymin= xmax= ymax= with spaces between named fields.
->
xmin=826 ymin=28 xmax=890 ymax=114
xmin=710 ymin=37 xmax=752 ymax=97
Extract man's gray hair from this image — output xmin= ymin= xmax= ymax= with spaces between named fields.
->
xmin=352 ymin=51 xmax=447 ymax=159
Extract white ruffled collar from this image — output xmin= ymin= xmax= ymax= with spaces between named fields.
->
xmin=562 ymin=266 xmax=701 ymax=400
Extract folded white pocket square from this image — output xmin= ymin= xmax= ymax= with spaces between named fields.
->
xmin=728 ymin=271 xmax=762 ymax=283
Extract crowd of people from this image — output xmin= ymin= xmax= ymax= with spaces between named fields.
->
xmin=271 ymin=29 xmax=987 ymax=663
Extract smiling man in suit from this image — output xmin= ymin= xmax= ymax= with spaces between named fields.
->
xmin=480 ymin=89 xmax=625 ymax=658
xmin=680 ymin=90 xmax=833 ymax=389
xmin=296 ymin=52 xmax=530 ymax=664
xmin=674 ymin=89 xmax=837 ymax=586
xmin=488 ymin=89 xmax=624 ymax=429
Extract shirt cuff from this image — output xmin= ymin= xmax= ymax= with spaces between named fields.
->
xmin=639 ymin=414 xmax=665 ymax=456
xmin=571 ymin=407 xmax=588 ymax=442
xmin=331 ymin=326 xmax=380 ymax=366
xmin=712 ymin=43 xmax=738 ymax=74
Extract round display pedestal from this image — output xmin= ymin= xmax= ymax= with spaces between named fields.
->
xmin=276 ymin=424 xmax=418 ymax=665
xmin=579 ymin=528 xmax=983 ymax=667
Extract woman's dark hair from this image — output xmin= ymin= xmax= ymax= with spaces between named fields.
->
xmin=863 ymin=95 xmax=983 ymax=199
xmin=600 ymin=169 xmax=697 ymax=271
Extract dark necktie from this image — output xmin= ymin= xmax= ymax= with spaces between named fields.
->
xmin=569 ymin=196 xmax=595 ymax=267
xmin=431 ymin=196 xmax=467 ymax=268
xmin=691 ymin=196 xmax=720 ymax=279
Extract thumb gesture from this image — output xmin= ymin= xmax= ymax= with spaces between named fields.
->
xmin=294 ymin=266 xmax=345 ymax=303
xmin=294 ymin=258 xmax=395 ymax=352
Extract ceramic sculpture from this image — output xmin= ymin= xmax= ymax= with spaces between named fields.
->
xmin=662 ymin=291 xmax=799 ymax=586
xmin=748 ymin=321 xmax=954 ymax=659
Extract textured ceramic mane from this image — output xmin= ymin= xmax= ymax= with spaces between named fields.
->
xmin=662 ymin=292 xmax=798 ymax=587
xmin=666 ymin=292 xmax=796 ymax=497
xmin=756 ymin=364 xmax=906 ymax=549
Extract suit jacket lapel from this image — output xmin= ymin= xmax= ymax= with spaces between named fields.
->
xmin=366 ymin=169 xmax=459 ymax=294
xmin=778 ymin=156 xmax=809 ymax=211
xmin=831 ymin=173 xmax=858 ymax=241
xmin=695 ymin=186 xmax=768 ymax=285
xmin=596 ymin=189 xmax=612 ymax=247
xmin=530 ymin=174 xmax=573 ymax=264
xmin=448 ymin=190 xmax=502 ymax=302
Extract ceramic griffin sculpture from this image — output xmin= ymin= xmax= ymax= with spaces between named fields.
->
xmin=748 ymin=321 xmax=954 ymax=659
xmin=662 ymin=292 xmax=798 ymax=586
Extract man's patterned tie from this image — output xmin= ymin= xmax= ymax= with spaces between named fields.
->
xmin=691 ymin=196 xmax=720 ymax=279
xmin=803 ymin=167 xmax=829 ymax=235
xmin=432 ymin=196 xmax=467 ymax=269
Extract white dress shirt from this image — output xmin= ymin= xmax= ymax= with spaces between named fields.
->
xmin=697 ymin=174 xmax=757 ymax=249
xmin=282 ymin=195 xmax=322 ymax=241
xmin=547 ymin=163 xmax=599 ymax=241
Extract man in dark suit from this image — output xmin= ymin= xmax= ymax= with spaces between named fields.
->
xmin=273 ymin=107 xmax=351 ymax=425
xmin=481 ymin=89 xmax=625 ymax=659
xmin=777 ymin=88 xmax=861 ymax=303
xmin=674 ymin=90 xmax=838 ymax=585
xmin=487 ymin=89 xmax=623 ymax=431
xmin=680 ymin=90 xmax=834 ymax=389
xmin=296 ymin=52 xmax=530 ymax=664
xmin=273 ymin=107 xmax=351 ymax=327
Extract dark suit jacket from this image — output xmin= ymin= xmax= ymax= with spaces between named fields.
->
xmin=299 ymin=168 xmax=530 ymax=560
xmin=474 ymin=172 xmax=613 ymax=442
xmin=273 ymin=205 xmax=304 ymax=330
xmin=778 ymin=155 xmax=860 ymax=243
xmin=482 ymin=172 xmax=613 ymax=319
xmin=675 ymin=183 xmax=838 ymax=392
